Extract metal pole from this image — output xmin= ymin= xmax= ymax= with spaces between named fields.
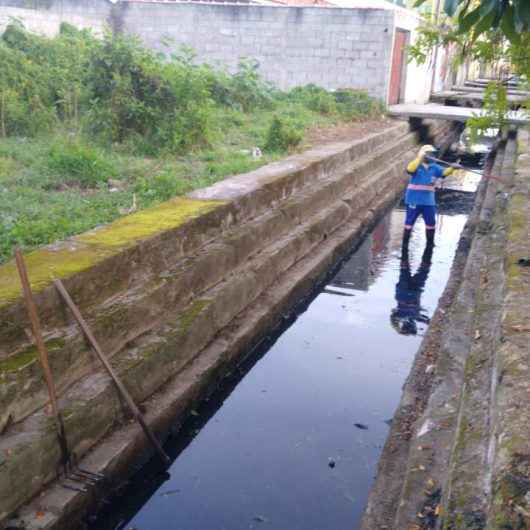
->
xmin=426 ymin=155 xmax=506 ymax=184
xmin=14 ymin=248 xmax=71 ymax=470
xmin=53 ymin=279 xmax=170 ymax=465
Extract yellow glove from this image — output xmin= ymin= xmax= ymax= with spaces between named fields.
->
xmin=407 ymin=158 xmax=421 ymax=173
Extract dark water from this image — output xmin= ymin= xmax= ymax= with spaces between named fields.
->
xmin=90 ymin=201 xmax=472 ymax=530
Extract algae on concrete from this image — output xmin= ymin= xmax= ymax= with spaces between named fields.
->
xmin=0 ymin=197 xmax=223 ymax=308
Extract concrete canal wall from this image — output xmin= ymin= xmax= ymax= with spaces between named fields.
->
xmin=0 ymin=119 xmax=454 ymax=527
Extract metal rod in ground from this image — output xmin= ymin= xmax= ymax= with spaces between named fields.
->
xmin=14 ymin=247 xmax=71 ymax=471
xmin=53 ymin=279 xmax=171 ymax=466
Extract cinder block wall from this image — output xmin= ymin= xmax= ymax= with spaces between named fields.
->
xmin=0 ymin=0 xmax=395 ymax=100
xmin=0 ymin=0 xmax=110 ymax=35
xmin=120 ymin=3 xmax=395 ymax=98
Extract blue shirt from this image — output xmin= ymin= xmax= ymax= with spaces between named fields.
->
xmin=405 ymin=162 xmax=444 ymax=206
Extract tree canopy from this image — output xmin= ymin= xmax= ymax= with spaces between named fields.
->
xmin=414 ymin=0 xmax=530 ymax=44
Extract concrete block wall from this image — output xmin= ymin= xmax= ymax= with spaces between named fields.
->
xmin=0 ymin=0 xmax=397 ymax=101
xmin=0 ymin=0 xmax=110 ymax=35
xmin=121 ymin=3 xmax=395 ymax=98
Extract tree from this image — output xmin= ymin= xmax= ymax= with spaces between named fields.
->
xmin=414 ymin=0 xmax=530 ymax=44
xmin=409 ymin=1 xmax=529 ymax=138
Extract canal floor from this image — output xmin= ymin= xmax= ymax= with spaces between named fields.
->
xmin=90 ymin=203 xmax=471 ymax=530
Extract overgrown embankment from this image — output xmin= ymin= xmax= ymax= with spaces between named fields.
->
xmin=0 ymin=22 xmax=385 ymax=263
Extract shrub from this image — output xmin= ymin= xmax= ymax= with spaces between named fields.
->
xmin=86 ymin=33 xmax=215 ymax=153
xmin=46 ymin=140 xmax=117 ymax=188
xmin=134 ymin=170 xmax=192 ymax=201
xmin=334 ymin=89 xmax=385 ymax=119
xmin=264 ymin=116 xmax=303 ymax=153
xmin=288 ymin=84 xmax=338 ymax=115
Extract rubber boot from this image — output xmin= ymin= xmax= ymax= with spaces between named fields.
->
xmin=426 ymin=228 xmax=435 ymax=248
xmin=401 ymin=228 xmax=411 ymax=262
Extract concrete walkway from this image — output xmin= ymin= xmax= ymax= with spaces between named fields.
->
xmin=388 ymin=103 xmax=529 ymax=126
xmin=431 ymin=90 xmax=529 ymax=107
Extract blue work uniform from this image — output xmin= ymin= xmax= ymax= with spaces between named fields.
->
xmin=404 ymin=162 xmax=445 ymax=229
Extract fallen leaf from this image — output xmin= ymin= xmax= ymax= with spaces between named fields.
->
xmin=435 ymin=504 xmax=442 ymax=516
xmin=36 ymin=511 xmax=45 ymax=519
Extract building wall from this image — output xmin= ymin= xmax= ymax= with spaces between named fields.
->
xmin=119 ymin=3 xmax=395 ymax=99
xmin=0 ymin=0 xmax=110 ymax=35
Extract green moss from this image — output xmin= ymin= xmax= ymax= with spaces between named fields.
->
xmin=0 ymin=348 xmax=38 ymax=375
xmin=79 ymin=198 xmax=222 ymax=248
xmin=0 ymin=198 xmax=223 ymax=308
xmin=177 ymin=299 xmax=212 ymax=336
xmin=507 ymin=194 xmax=526 ymax=238
xmin=0 ymin=338 xmax=64 ymax=375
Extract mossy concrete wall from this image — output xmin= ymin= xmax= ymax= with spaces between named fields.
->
xmin=0 ymin=119 xmax=455 ymax=527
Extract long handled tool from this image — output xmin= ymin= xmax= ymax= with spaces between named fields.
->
xmin=15 ymin=249 xmax=104 ymax=489
xmin=53 ymin=279 xmax=170 ymax=465
xmin=14 ymin=248 xmax=71 ymax=472
xmin=426 ymin=155 xmax=506 ymax=183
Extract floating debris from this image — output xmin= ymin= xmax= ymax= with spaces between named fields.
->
xmin=354 ymin=423 xmax=369 ymax=430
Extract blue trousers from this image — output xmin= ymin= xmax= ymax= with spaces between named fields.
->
xmin=405 ymin=204 xmax=436 ymax=230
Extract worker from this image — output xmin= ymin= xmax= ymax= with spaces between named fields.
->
xmin=390 ymin=241 xmax=433 ymax=336
xmin=402 ymin=145 xmax=456 ymax=249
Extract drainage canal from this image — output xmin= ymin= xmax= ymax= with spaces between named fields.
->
xmin=88 ymin=151 xmax=486 ymax=530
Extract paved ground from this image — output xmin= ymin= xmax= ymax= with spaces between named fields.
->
xmin=388 ymin=103 xmax=529 ymax=126
xmin=431 ymin=90 xmax=528 ymax=107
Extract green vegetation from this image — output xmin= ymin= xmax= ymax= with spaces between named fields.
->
xmin=0 ymin=23 xmax=384 ymax=264
xmin=413 ymin=0 xmax=529 ymax=43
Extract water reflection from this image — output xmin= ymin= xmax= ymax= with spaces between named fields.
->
xmin=390 ymin=243 xmax=433 ymax=336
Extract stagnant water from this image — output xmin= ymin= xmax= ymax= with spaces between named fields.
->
xmin=89 ymin=184 xmax=478 ymax=530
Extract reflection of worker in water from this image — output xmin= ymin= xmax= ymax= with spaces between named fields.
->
xmin=390 ymin=243 xmax=433 ymax=336
xmin=402 ymin=145 xmax=456 ymax=249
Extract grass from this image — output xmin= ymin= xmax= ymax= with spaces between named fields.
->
xmin=0 ymin=102 xmax=358 ymax=264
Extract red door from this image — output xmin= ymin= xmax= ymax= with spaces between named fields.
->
xmin=388 ymin=29 xmax=408 ymax=105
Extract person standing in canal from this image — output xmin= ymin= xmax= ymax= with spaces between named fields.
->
xmin=402 ymin=144 xmax=456 ymax=249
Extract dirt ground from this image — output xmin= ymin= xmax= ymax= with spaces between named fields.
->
xmin=303 ymin=118 xmax=397 ymax=147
